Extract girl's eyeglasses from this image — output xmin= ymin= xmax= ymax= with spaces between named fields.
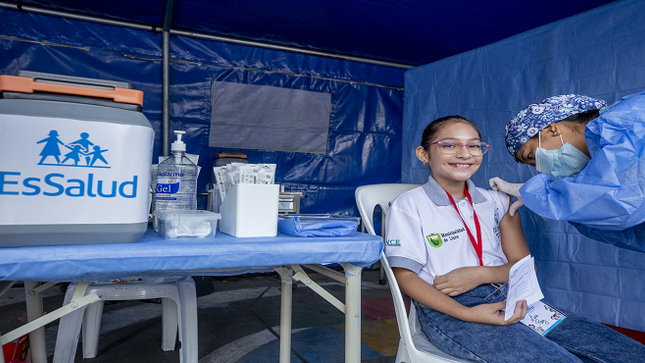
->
xmin=428 ymin=140 xmax=490 ymax=156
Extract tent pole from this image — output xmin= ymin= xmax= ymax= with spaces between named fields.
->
xmin=0 ymin=1 xmax=413 ymax=69
xmin=162 ymin=30 xmax=170 ymax=156
xmin=0 ymin=1 xmax=155 ymax=32
xmin=162 ymin=0 xmax=175 ymax=156
xmin=170 ymin=29 xmax=412 ymax=69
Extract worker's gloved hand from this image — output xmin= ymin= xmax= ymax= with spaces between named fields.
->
xmin=489 ymin=177 xmax=524 ymax=217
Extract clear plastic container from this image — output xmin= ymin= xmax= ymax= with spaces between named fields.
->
xmin=155 ymin=210 xmax=221 ymax=239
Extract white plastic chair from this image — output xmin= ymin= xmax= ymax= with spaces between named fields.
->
xmin=355 ymin=184 xmax=472 ymax=363
xmin=53 ymin=276 xmax=198 ymax=363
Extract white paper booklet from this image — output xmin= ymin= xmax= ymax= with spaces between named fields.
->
xmin=504 ymin=254 xmax=544 ymax=321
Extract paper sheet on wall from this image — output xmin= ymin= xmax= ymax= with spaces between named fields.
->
xmin=504 ymin=255 xmax=544 ymax=321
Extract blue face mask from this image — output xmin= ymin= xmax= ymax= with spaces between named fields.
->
xmin=535 ymin=132 xmax=590 ymax=178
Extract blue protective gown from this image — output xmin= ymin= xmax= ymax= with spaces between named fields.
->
xmin=520 ymin=90 xmax=645 ymax=252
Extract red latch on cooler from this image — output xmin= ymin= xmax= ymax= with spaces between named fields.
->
xmin=0 ymin=75 xmax=144 ymax=106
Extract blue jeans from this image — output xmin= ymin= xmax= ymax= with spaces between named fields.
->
xmin=414 ymin=284 xmax=645 ymax=363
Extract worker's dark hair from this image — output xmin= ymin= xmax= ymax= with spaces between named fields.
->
xmin=420 ymin=115 xmax=482 ymax=151
xmin=558 ymin=109 xmax=600 ymax=132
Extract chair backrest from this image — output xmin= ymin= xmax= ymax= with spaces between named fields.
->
xmin=355 ymin=183 xmax=420 ymax=348
xmin=356 ymin=183 xmax=470 ymax=363
xmin=355 ymin=183 xmax=419 ymax=236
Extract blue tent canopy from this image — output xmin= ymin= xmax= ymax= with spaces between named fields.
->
xmin=2 ymin=0 xmax=616 ymax=67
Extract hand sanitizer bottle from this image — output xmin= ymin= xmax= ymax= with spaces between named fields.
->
xmin=153 ymin=130 xmax=198 ymax=231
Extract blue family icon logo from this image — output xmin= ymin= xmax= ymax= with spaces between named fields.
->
xmin=426 ymin=233 xmax=443 ymax=248
xmin=37 ymin=130 xmax=110 ymax=168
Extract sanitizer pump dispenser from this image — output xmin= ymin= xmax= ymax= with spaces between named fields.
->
xmin=153 ymin=131 xmax=198 ymax=230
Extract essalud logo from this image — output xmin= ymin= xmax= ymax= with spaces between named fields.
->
xmin=0 ymin=129 xmax=138 ymax=199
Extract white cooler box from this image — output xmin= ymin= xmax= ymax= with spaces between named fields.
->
xmin=0 ymin=71 xmax=154 ymax=247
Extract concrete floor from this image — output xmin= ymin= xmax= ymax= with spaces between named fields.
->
xmin=0 ymin=267 xmax=402 ymax=363
xmin=3 ymin=268 xmax=645 ymax=363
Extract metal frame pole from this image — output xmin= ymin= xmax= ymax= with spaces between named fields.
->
xmin=161 ymin=0 xmax=175 ymax=156
xmin=162 ymin=30 xmax=170 ymax=156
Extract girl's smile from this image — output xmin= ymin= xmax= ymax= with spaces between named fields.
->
xmin=449 ymin=162 xmax=474 ymax=169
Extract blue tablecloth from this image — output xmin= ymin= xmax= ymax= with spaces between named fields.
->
xmin=0 ymin=228 xmax=384 ymax=282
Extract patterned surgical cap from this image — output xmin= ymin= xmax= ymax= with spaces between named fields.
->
xmin=505 ymin=94 xmax=606 ymax=158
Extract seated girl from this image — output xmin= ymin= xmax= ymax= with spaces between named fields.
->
xmin=384 ymin=115 xmax=645 ymax=362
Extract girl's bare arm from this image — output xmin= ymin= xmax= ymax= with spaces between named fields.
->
xmin=394 ymin=267 xmax=526 ymax=325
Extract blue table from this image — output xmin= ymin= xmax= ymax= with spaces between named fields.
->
xmin=0 ymin=228 xmax=384 ymax=363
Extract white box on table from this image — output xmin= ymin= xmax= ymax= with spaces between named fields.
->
xmin=219 ymin=183 xmax=279 ymax=237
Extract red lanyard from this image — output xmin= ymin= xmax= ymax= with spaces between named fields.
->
xmin=445 ymin=187 xmax=483 ymax=266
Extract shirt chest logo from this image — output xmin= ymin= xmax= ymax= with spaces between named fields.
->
xmin=426 ymin=233 xmax=443 ymax=247
xmin=426 ymin=227 xmax=466 ymax=248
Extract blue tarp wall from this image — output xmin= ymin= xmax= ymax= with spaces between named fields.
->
xmin=0 ymin=7 xmax=405 ymax=217
xmin=403 ymin=0 xmax=645 ymax=331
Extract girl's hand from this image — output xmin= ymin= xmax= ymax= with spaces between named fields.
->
xmin=434 ymin=267 xmax=486 ymax=296
xmin=465 ymin=300 xmax=527 ymax=326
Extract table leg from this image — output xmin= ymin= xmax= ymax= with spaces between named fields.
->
xmin=275 ymin=268 xmax=293 ymax=363
xmin=25 ymin=281 xmax=47 ymax=363
xmin=341 ymin=264 xmax=362 ymax=363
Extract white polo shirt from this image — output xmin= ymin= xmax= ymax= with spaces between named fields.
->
xmin=385 ymin=177 xmax=510 ymax=285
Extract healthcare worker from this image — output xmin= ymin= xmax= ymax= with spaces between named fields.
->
xmin=489 ymin=92 xmax=645 ymax=252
